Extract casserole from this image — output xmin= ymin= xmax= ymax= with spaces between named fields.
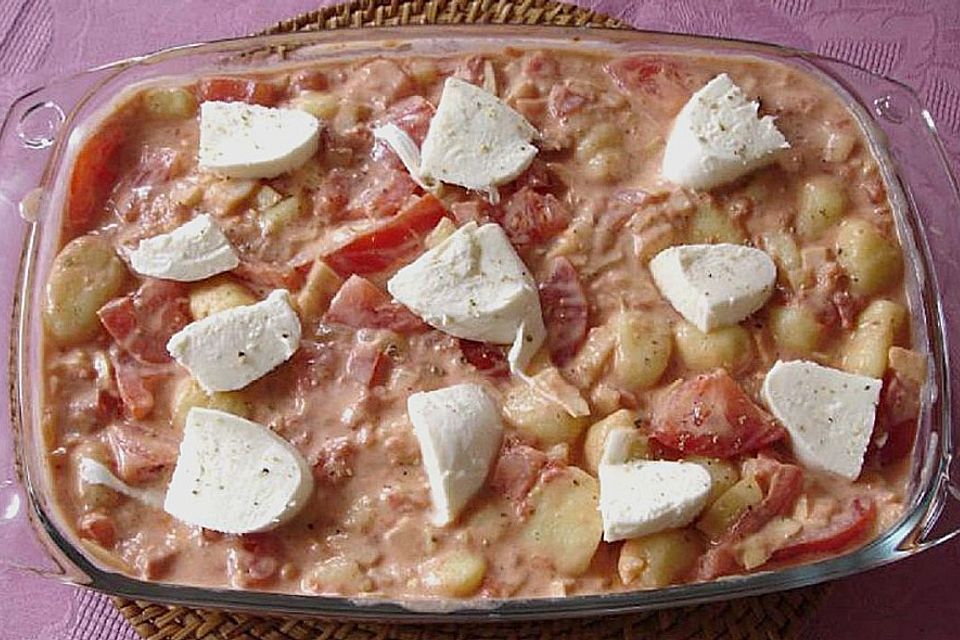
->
xmin=2 ymin=25 xmax=960 ymax=620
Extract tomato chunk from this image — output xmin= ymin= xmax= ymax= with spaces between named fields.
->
xmin=459 ymin=339 xmax=509 ymax=378
xmin=873 ymin=371 xmax=921 ymax=465
xmin=489 ymin=438 xmax=548 ymax=502
xmin=695 ymin=455 xmax=804 ymax=580
xmin=538 ymin=256 xmax=588 ymax=366
xmin=109 ymin=350 xmax=157 ymax=419
xmin=604 ymin=56 xmax=680 ymax=93
xmin=98 ymin=279 xmax=191 ymax=364
xmin=344 ymin=334 xmax=389 ymax=387
xmin=651 ymin=371 xmax=786 ymax=458
xmin=197 ymin=77 xmax=283 ymax=106
xmin=67 ymin=122 xmax=126 ymax=230
xmin=105 ymin=422 xmax=178 ymax=484
xmin=324 ymin=275 xmax=427 ymax=333
xmin=324 ymin=195 xmax=447 ymax=277
xmin=233 ymin=257 xmax=310 ymax=291
xmin=497 ymin=187 xmax=571 ymax=248
xmin=772 ymin=498 xmax=877 ymax=562
xmin=379 ymin=95 xmax=436 ymax=145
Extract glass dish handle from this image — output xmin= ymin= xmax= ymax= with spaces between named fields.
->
xmin=0 ymin=82 xmax=72 ymax=579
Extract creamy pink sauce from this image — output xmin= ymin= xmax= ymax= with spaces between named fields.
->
xmin=41 ymin=48 xmax=918 ymax=598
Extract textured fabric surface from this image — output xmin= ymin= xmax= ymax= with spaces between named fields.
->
xmin=0 ymin=1 xmax=958 ymax=639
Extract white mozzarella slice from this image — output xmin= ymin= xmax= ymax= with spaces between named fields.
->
xmin=407 ymin=384 xmax=503 ymax=526
xmin=163 ymin=408 xmax=313 ymax=533
xmin=419 ymin=77 xmax=538 ymax=200
xmin=79 ymin=458 xmax=163 ymax=508
xmin=198 ymin=101 xmax=320 ymax=179
xmin=598 ymin=459 xmax=711 ymax=542
xmin=649 ymin=243 xmax=776 ymax=332
xmin=662 ymin=73 xmax=789 ymax=190
xmin=762 ymin=360 xmax=881 ymax=479
xmin=128 ymin=214 xmax=239 ymax=282
xmin=387 ymin=221 xmax=545 ymax=374
xmin=372 ymin=122 xmax=436 ymax=192
xmin=166 ymin=289 xmax=301 ymax=392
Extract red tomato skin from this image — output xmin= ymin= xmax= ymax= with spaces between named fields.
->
xmin=97 ymin=279 xmax=191 ymax=364
xmin=324 ymin=195 xmax=447 ymax=277
xmin=538 ymin=256 xmax=588 ymax=366
xmin=105 ymin=422 xmax=178 ymax=484
xmin=489 ymin=438 xmax=548 ymax=502
xmin=324 ymin=275 xmax=427 ymax=333
xmin=459 ymin=339 xmax=510 ymax=378
xmin=197 ymin=77 xmax=283 ymax=106
xmin=67 ymin=123 xmax=126 ymax=230
xmin=651 ymin=371 xmax=786 ymax=458
xmin=497 ymin=187 xmax=571 ymax=248
xmin=772 ymin=498 xmax=877 ymax=562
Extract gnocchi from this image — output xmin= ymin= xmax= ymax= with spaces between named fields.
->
xmin=841 ymin=299 xmax=907 ymax=378
xmin=582 ymin=409 xmax=645 ymax=476
xmin=836 ymin=218 xmax=902 ymax=296
xmin=502 ymin=376 xmax=589 ymax=446
xmin=768 ymin=304 xmax=824 ymax=355
xmin=521 ymin=467 xmax=603 ymax=577
xmin=796 ymin=175 xmax=845 ymax=240
xmin=618 ymin=529 xmax=702 ymax=588
xmin=43 ymin=235 xmax=127 ymax=345
xmin=420 ymin=550 xmax=487 ymax=597
xmin=187 ymin=275 xmax=257 ymax=320
xmin=613 ymin=311 xmax=672 ymax=391
xmin=696 ymin=475 xmax=763 ymax=541
xmin=674 ymin=321 xmax=753 ymax=372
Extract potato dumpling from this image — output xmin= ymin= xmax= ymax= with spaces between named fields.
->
xmin=618 ymin=529 xmax=702 ymax=588
xmin=796 ymin=175 xmax=845 ymax=240
xmin=613 ymin=311 xmax=673 ymax=391
xmin=696 ymin=475 xmax=763 ymax=541
xmin=686 ymin=456 xmax=740 ymax=505
xmin=171 ymin=377 xmax=252 ymax=429
xmin=522 ymin=467 xmax=602 ymax=577
xmin=674 ymin=321 xmax=753 ymax=372
xmin=503 ymin=379 xmax=589 ymax=447
xmin=202 ymin=178 xmax=258 ymax=216
xmin=188 ymin=275 xmax=257 ymax=320
xmin=259 ymin=195 xmax=302 ymax=235
xmin=582 ymin=409 xmax=645 ymax=476
xmin=841 ymin=299 xmax=907 ymax=378
xmin=688 ymin=202 xmax=746 ymax=244
xmin=43 ymin=235 xmax=128 ymax=345
xmin=759 ymin=230 xmax=806 ymax=291
xmin=296 ymin=259 xmax=343 ymax=321
xmin=301 ymin=556 xmax=365 ymax=594
xmin=420 ymin=549 xmax=487 ymax=597
xmin=142 ymin=87 xmax=197 ymax=119
xmin=768 ymin=304 xmax=824 ymax=355
xmin=290 ymin=91 xmax=340 ymax=119
xmin=836 ymin=218 xmax=902 ymax=296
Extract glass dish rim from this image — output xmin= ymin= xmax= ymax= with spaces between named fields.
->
xmin=5 ymin=23 xmax=959 ymax=621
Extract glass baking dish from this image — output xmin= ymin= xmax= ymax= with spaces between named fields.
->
xmin=2 ymin=25 xmax=960 ymax=621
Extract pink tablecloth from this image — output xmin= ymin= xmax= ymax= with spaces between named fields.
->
xmin=1 ymin=1 xmax=958 ymax=638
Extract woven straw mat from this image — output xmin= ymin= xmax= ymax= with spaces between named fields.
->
xmin=113 ymin=1 xmax=829 ymax=638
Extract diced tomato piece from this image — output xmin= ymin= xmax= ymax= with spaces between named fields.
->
xmin=98 ymin=279 xmax=191 ymax=364
xmin=547 ymin=82 xmax=592 ymax=120
xmin=604 ymin=56 xmax=680 ymax=93
xmin=229 ymin=533 xmax=282 ymax=587
xmin=324 ymin=195 xmax=447 ymax=277
xmin=290 ymin=69 xmax=328 ymax=92
xmin=489 ymin=438 xmax=548 ymax=502
xmin=497 ymin=187 xmax=571 ymax=248
xmin=312 ymin=437 xmax=358 ymax=485
xmin=233 ymin=257 xmax=310 ymax=291
xmin=325 ymin=275 xmax=427 ymax=333
xmin=651 ymin=371 xmax=786 ymax=458
xmin=521 ymin=52 xmax=560 ymax=80
xmin=696 ymin=455 xmax=804 ymax=579
xmin=312 ymin=169 xmax=351 ymax=221
xmin=873 ymin=371 xmax=922 ymax=465
xmin=453 ymin=55 xmax=488 ymax=87
xmin=131 ymin=146 xmax=183 ymax=187
xmin=67 ymin=121 xmax=126 ymax=230
xmin=344 ymin=334 xmax=389 ymax=387
xmin=538 ymin=257 xmax=588 ymax=366
xmin=197 ymin=77 xmax=283 ymax=106
xmin=772 ymin=498 xmax=877 ymax=562
xmin=512 ymin=159 xmax=553 ymax=192
xmin=109 ymin=350 xmax=157 ymax=419
xmin=379 ymin=95 xmax=436 ymax=145
xmin=449 ymin=199 xmax=497 ymax=226
xmin=348 ymin=170 xmax=419 ymax=220
xmin=105 ymin=422 xmax=178 ymax=484
xmin=78 ymin=513 xmax=116 ymax=547
xmin=459 ymin=339 xmax=510 ymax=378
